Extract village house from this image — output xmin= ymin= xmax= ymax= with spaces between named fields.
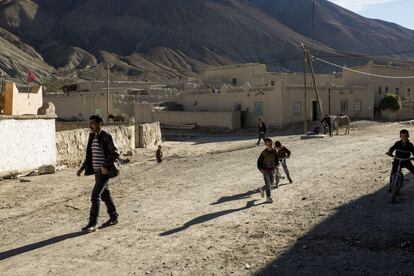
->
xmin=46 ymin=61 xmax=414 ymax=131
xmin=0 ymin=80 xmax=56 ymax=178
xmin=0 ymin=79 xmax=43 ymax=115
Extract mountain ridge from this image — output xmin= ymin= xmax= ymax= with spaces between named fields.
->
xmin=0 ymin=0 xmax=413 ymax=81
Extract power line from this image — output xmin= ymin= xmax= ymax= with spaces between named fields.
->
xmin=315 ymin=57 xmax=414 ymax=79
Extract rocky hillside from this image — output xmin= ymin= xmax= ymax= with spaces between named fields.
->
xmin=0 ymin=0 xmax=413 ymax=81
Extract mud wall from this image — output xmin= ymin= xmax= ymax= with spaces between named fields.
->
xmin=56 ymin=125 xmax=135 ymax=167
xmin=136 ymin=122 xmax=162 ymax=148
xmin=0 ymin=116 xmax=56 ymax=177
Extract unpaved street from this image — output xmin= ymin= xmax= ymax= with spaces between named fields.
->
xmin=1 ymin=122 xmax=414 ymax=275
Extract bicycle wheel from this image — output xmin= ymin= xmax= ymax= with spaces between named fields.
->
xmin=391 ymin=173 xmax=402 ymax=203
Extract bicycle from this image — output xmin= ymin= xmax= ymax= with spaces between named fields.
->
xmin=388 ymin=154 xmax=414 ymax=203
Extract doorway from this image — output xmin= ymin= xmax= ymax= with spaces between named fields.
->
xmin=312 ymin=100 xmax=320 ymax=121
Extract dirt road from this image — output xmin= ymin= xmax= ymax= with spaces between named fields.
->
xmin=1 ymin=122 xmax=414 ymax=275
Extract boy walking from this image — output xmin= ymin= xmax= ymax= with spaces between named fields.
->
xmin=275 ymin=141 xmax=293 ymax=184
xmin=257 ymin=138 xmax=279 ymax=203
xmin=386 ymin=129 xmax=414 ymax=192
xmin=257 ymin=118 xmax=268 ymax=145
xmin=77 ymin=115 xmax=119 ymax=232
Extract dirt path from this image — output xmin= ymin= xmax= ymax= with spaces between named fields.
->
xmin=1 ymin=122 xmax=414 ymax=275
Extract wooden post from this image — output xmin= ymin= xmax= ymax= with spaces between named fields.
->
xmin=302 ymin=45 xmax=308 ymax=134
xmin=106 ymin=64 xmax=110 ymax=120
xmin=328 ymin=87 xmax=331 ymax=114
xmin=307 ymin=50 xmax=323 ymax=119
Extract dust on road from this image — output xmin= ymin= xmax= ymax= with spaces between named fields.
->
xmin=1 ymin=122 xmax=414 ymax=275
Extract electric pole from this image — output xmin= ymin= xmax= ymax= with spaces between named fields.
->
xmin=307 ymin=49 xmax=323 ymax=118
xmin=302 ymin=43 xmax=308 ymax=134
xmin=106 ymin=64 xmax=110 ymax=120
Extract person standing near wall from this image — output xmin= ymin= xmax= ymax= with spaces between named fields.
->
xmin=257 ymin=118 xmax=268 ymax=145
xmin=77 ymin=115 xmax=120 ymax=232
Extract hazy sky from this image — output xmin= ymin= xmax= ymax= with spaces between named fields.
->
xmin=329 ymin=0 xmax=414 ymax=30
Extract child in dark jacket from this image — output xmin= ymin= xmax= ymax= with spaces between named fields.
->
xmin=257 ymin=138 xmax=279 ymax=203
xmin=156 ymin=145 xmax=163 ymax=163
xmin=275 ymin=141 xmax=293 ymax=184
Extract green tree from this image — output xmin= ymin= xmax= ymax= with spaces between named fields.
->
xmin=378 ymin=93 xmax=402 ymax=112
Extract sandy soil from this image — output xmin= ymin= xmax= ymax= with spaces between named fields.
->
xmin=1 ymin=122 xmax=414 ymax=275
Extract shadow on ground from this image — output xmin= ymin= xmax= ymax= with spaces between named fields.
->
xmin=160 ymin=200 xmax=267 ymax=236
xmin=0 ymin=231 xmax=86 ymax=261
xmin=211 ymin=183 xmax=291 ymax=205
xmin=256 ymin=180 xmax=414 ymax=275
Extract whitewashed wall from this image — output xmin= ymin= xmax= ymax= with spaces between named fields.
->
xmin=0 ymin=117 xmax=56 ymax=177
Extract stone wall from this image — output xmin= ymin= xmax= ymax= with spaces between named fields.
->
xmin=134 ymin=104 xmax=240 ymax=131
xmin=136 ymin=122 xmax=162 ymax=148
xmin=0 ymin=115 xmax=56 ymax=178
xmin=56 ymin=125 xmax=135 ymax=167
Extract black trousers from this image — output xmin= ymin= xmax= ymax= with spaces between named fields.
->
xmin=257 ymin=132 xmax=267 ymax=144
xmin=89 ymin=171 xmax=118 ymax=225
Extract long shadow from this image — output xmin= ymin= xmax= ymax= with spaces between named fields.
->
xmin=160 ymin=200 xmax=265 ymax=236
xmin=211 ymin=184 xmax=292 ymax=205
xmin=211 ymin=189 xmax=259 ymax=205
xmin=256 ymin=179 xmax=414 ymax=275
xmin=0 ymin=231 xmax=86 ymax=261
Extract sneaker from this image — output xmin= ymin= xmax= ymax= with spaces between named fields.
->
xmin=81 ymin=223 xmax=98 ymax=233
xmin=259 ymin=188 xmax=264 ymax=198
xmin=101 ymin=218 xmax=119 ymax=228
xmin=266 ymin=197 xmax=273 ymax=204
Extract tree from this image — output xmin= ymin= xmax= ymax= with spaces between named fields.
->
xmin=378 ymin=93 xmax=402 ymax=112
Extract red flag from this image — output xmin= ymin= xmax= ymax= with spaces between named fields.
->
xmin=27 ymin=69 xmax=36 ymax=83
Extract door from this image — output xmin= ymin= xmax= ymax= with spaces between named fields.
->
xmin=312 ymin=101 xmax=320 ymax=121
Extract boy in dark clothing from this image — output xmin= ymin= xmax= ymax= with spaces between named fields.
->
xmin=257 ymin=118 xmax=268 ymax=145
xmin=156 ymin=145 xmax=163 ymax=163
xmin=77 ymin=115 xmax=119 ymax=233
xmin=321 ymin=113 xmax=332 ymax=137
xmin=386 ymin=129 xmax=414 ymax=192
xmin=257 ymin=138 xmax=279 ymax=203
xmin=275 ymin=141 xmax=293 ymax=184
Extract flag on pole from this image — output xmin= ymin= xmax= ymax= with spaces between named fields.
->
xmin=27 ymin=69 xmax=36 ymax=83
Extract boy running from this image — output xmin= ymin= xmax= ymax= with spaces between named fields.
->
xmin=386 ymin=129 xmax=414 ymax=192
xmin=275 ymin=141 xmax=293 ymax=184
xmin=257 ymin=138 xmax=279 ymax=203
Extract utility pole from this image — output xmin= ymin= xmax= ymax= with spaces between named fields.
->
xmin=106 ymin=64 xmax=110 ymax=120
xmin=311 ymin=0 xmax=315 ymax=48
xmin=328 ymin=87 xmax=331 ymax=114
xmin=307 ymin=49 xmax=323 ymax=118
xmin=302 ymin=43 xmax=308 ymax=134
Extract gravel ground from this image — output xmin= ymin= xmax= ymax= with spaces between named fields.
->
xmin=1 ymin=122 xmax=414 ymax=275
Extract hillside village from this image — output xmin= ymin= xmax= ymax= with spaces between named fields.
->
xmin=2 ymin=0 xmax=414 ymax=275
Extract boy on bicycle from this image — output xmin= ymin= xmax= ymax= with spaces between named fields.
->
xmin=386 ymin=129 xmax=414 ymax=192
xmin=257 ymin=138 xmax=279 ymax=203
xmin=275 ymin=141 xmax=293 ymax=184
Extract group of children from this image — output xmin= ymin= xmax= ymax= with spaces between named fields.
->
xmin=257 ymin=138 xmax=292 ymax=203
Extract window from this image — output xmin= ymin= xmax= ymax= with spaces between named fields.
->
xmin=408 ymin=88 xmax=411 ymax=97
xmin=95 ymin=108 xmax=102 ymax=115
xmin=271 ymin=81 xmax=275 ymax=86
xmin=385 ymin=86 xmax=389 ymax=93
xmin=232 ymin=78 xmax=238 ymax=86
xmin=354 ymin=99 xmax=362 ymax=113
xmin=340 ymin=99 xmax=348 ymax=113
xmin=378 ymin=86 xmax=382 ymax=95
xmin=254 ymin=102 xmax=263 ymax=115
xmin=292 ymin=102 xmax=301 ymax=115
xmin=396 ymin=88 xmax=400 ymax=95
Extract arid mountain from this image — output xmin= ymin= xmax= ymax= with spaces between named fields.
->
xmin=0 ymin=0 xmax=413 ymax=81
